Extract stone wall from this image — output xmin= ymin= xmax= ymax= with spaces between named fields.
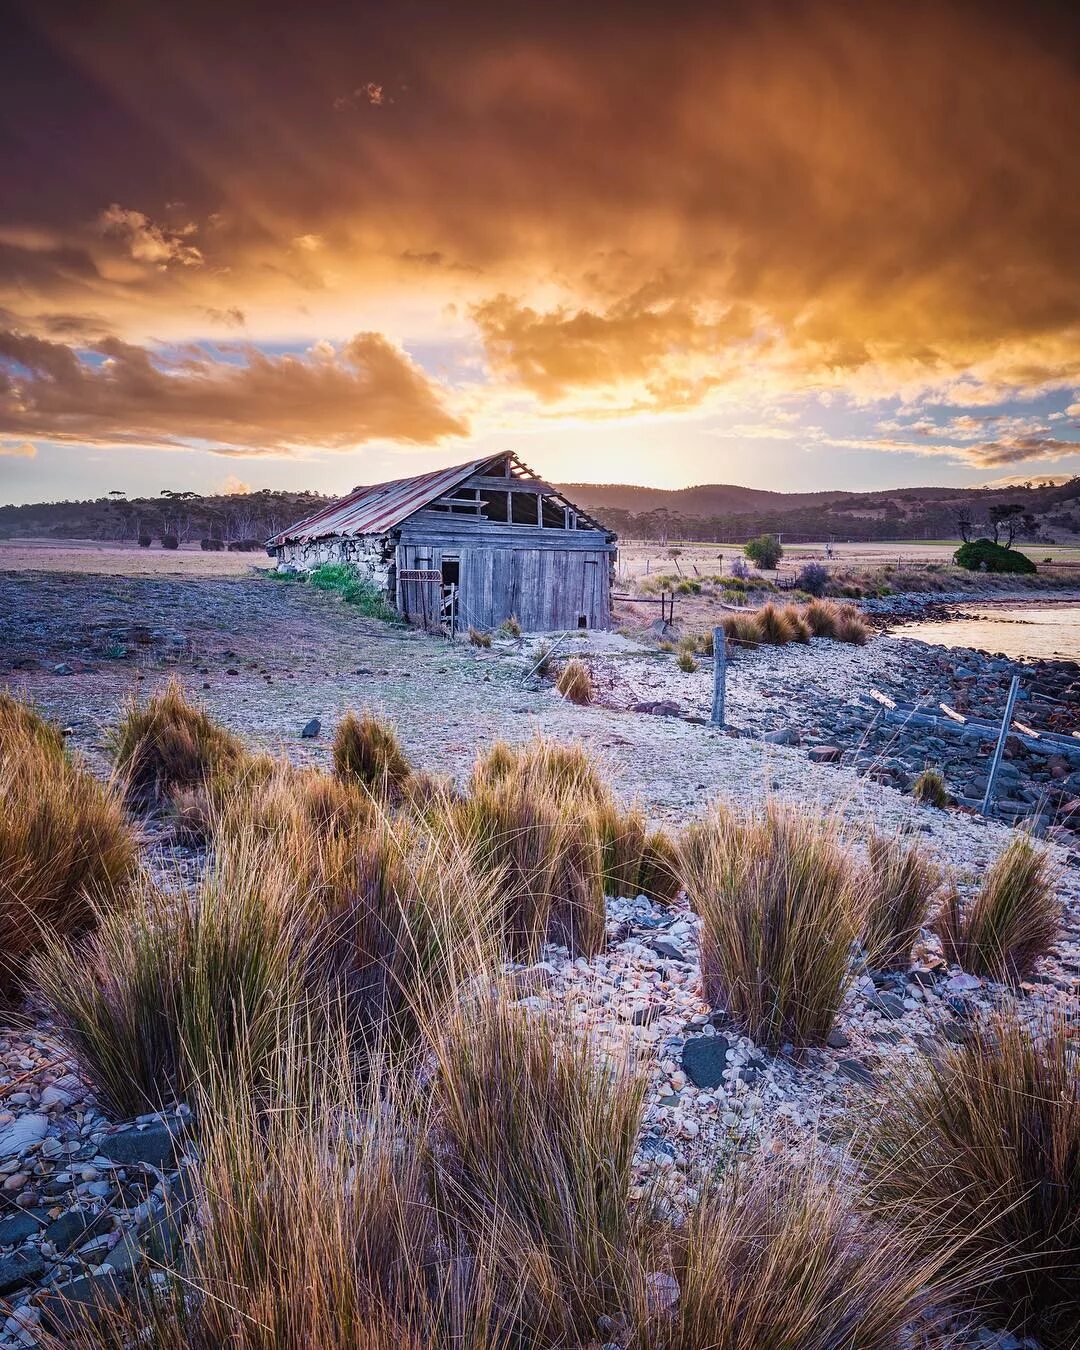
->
xmin=274 ymin=533 xmax=395 ymax=594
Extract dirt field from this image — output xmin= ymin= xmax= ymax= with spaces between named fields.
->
xmin=614 ymin=537 xmax=1080 ymax=585
xmin=0 ymin=538 xmax=275 ymax=577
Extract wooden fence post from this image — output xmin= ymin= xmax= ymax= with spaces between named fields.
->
xmin=981 ymin=674 xmax=1020 ymax=816
xmin=711 ymin=626 xmax=726 ymax=727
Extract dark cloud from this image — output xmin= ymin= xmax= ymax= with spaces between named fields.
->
xmin=0 ymin=329 xmax=467 ymax=453
xmin=0 ymin=0 xmax=1078 ymax=438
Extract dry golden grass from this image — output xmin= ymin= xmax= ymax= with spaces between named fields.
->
xmin=468 ymin=624 xmax=492 ymax=647
xmin=935 ymin=834 xmax=1061 ymax=981
xmin=678 ymin=801 xmax=866 ymax=1049
xmin=432 ymin=995 xmax=648 ymax=1343
xmin=555 ymin=657 xmax=594 ymax=704
xmin=332 ymin=709 xmax=413 ymax=798
xmin=1 ymin=697 xmax=136 ymax=999
xmin=451 ymin=773 xmax=606 ymax=957
xmin=109 ymin=678 xmax=246 ymax=806
xmin=33 ymin=844 xmax=313 ymax=1117
xmin=863 ymin=833 xmax=941 ymax=971
xmin=862 ymin=1013 xmax=1080 ymax=1346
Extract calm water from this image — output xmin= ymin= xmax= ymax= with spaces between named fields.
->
xmin=898 ymin=604 xmax=1080 ymax=662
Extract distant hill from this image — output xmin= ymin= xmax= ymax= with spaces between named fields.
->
xmin=557 ymin=478 xmax=1080 ymax=543
xmin=2 ymin=476 xmax=1078 ymax=547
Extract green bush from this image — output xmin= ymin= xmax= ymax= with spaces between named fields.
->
xmin=745 ymin=533 xmax=783 ymax=570
xmin=954 ymin=539 xmax=1037 ymax=574
xmin=307 ymin=564 xmax=400 ymax=618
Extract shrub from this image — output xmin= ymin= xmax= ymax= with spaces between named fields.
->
xmin=678 ymin=802 xmax=865 ymax=1049
xmin=500 ymin=615 xmax=522 ymax=639
xmin=954 ymin=538 xmax=1037 ymax=574
xmin=862 ymin=1014 xmax=1080 ymax=1346
xmin=863 ymin=834 xmax=941 ymax=971
xmin=912 ymin=766 xmax=949 ymax=807
xmin=665 ymin=1163 xmax=957 ymax=1349
xmin=307 ymin=562 xmax=399 ymax=619
xmin=556 ymin=658 xmax=594 ymax=705
xmin=109 ymin=680 xmax=246 ymax=807
xmin=161 ymin=533 xmax=179 ymax=549
xmin=745 ymin=533 xmax=783 ymax=570
xmin=935 ymin=834 xmax=1061 ymax=981
xmin=432 ymin=996 xmax=646 ymax=1341
xmin=332 ymin=709 xmax=412 ymax=799
xmin=137 ymin=533 xmax=152 ymax=547
xmin=468 ymin=625 xmax=492 ymax=647
xmin=795 ymin=561 xmax=830 ymax=596
xmin=676 ymin=649 xmax=698 ymax=673
xmin=200 ymin=537 xmax=225 ymax=551
xmin=1 ymin=700 xmax=136 ymax=999
xmin=729 ymin=556 xmax=751 ymax=580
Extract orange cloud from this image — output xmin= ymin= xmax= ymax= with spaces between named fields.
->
xmin=0 ymin=330 xmax=466 ymax=454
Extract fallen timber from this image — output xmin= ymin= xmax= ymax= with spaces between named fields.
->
xmin=857 ymin=695 xmax=1080 ymax=764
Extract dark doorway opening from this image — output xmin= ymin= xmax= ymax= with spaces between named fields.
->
xmin=441 ymin=558 xmax=460 ymax=586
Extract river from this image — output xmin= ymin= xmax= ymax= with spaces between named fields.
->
xmin=897 ymin=602 xmax=1080 ymax=662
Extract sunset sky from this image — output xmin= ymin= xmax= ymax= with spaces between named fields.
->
xmin=1 ymin=0 xmax=1078 ymax=504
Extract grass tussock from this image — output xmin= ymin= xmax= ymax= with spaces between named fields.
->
xmin=469 ymin=738 xmax=681 ymax=909
xmin=432 ymin=996 xmax=647 ymax=1342
xmin=1 ymin=697 xmax=136 ymax=998
xmin=32 ymin=839 xmax=312 ymax=1117
xmin=665 ymin=1163 xmax=958 ymax=1350
xmin=863 ymin=833 xmax=941 ymax=971
xmin=678 ymin=801 xmax=865 ymax=1049
xmin=722 ymin=600 xmax=868 ymax=649
xmin=935 ymin=834 xmax=1061 ymax=981
xmin=675 ymin=649 xmax=698 ymax=673
xmin=912 ymin=766 xmax=949 ymax=807
xmin=468 ymin=625 xmax=492 ymax=648
xmin=452 ymin=773 xmax=606 ymax=957
xmin=332 ymin=709 xmax=413 ymax=799
xmin=109 ymin=679 xmax=245 ymax=806
xmin=555 ymin=657 xmax=594 ymax=704
xmin=862 ymin=1014 xmax=1080 ymax=1346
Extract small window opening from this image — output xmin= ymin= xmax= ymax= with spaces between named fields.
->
xmin=479 ymin=490 xmax=509 ymax=522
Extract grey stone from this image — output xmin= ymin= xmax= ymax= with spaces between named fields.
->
xmin=0 ymin=1249 xmax=46 ymax=1296
xmin=52 ymin=663 xmax=75 ymax=675
xmin=808 ymin=745 xmax=842 ymax=763
xmin=0 ymin=1210 xmax=45 ymax=1244
xmin=837 ymin=1058 xmax=876 ymax=1087
xmin=649 ymin=940 xmax=689 ymax=963
xmin=99 ymin=1122 xmax=178 ymax=1170
xmin=868 ymin=991 xmax=906 ymax=1019
xmin=39 ymin=1272 xmax=126 ymax=1335
xmin=300 ymin=717 xmax=321 ymax=738
xmin=825 ymin=1028 xmax=851 ymax=1050
xmin=681 ymin=1035 xmax=729 ymax=1089
xmin=45 ymin=1209 xmax=111 ymax=1252
xmin=763 ymin=726 xmax=800 ymax=746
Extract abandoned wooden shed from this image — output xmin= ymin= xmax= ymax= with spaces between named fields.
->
xmin=267 ymin=453 xmax=617 ymax=632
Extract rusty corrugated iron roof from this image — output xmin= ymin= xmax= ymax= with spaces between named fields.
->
xmin=268 ymin=453 xmax=612 ymax=546
xmin=267 ymin=455 xmax=496 ymax=545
